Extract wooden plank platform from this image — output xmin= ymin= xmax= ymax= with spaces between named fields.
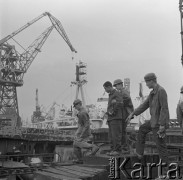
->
xmin=34 ymin=162 xmax=108 ymax=180
xmin=83 ymin=153 xmax=183 ymax=180
xmin=37 ymin=149 xmax=182 ymax=180
xmin=35 ymin=171 xmax=81 ymax=180
xmin=1 ymin=151 xmax=183 ymax=180
xmin=0 ymin=161 xmax=28 ymax=168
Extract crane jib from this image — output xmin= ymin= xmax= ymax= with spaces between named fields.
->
xmin=0 ymin=12 xmax=77 ymax=53
xmin=0 ymin=12 xmax=77 ymax=119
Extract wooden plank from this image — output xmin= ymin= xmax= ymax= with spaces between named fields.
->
xmin=72 ymin=165 xmax=105 ymax=173
xmin=74 ymin=165 xmax=108 ymax=180
xmin=83 ymin=155 xmax=109 ymax=165
xmin=35 ymin=171 xmax=81 ymax=180
xmin=52 ymin=162 xmax=74 ymax=166
xmin=79 ymin=164 xmax=109 ymax=171
xmin=60 ymin=165 xmax=108 ymax=180
xmin=0 ymin=161 xmax=28 ymax=168
xmin=43 ymin=167 xmax=86 ymax=180
xmin=55 ymin=166 xmax=95 ymax=178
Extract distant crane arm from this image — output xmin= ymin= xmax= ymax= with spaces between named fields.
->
xmin=0 ymin=12 xmax=48 ymax=46
xmin=21 ymin=25 xmax=54 ymax=72
xmin=0 ymin=12 xmax=77 ymax=54
xmin=0 ymin=12 xmax=76 ymax=117
xmin=47 ymin=13 xmax=77 ymax=53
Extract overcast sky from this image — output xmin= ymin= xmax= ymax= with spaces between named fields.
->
xmin=0 ymin=0 xmax=183 ymax=120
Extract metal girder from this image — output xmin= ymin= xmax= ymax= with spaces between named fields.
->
xmin=0 ymin=12 xmax=48 ymax=46
xmin=0 ymin=26 xmax=54 ymax=115
xmin=0 ymin=12 xmax=76 ymax=125
xmin=47 ymin=13 xmax=77 ymax=53
xmin=21 ymin=26 xmax=54 ymax=72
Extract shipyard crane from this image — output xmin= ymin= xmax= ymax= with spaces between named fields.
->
xmin=179 ymin=0 xmax=183 ymax=66
xmin=0 ymin=12 xmax=77 ymax=128
xmin=31 ymin=88 xmax=45 ymax=123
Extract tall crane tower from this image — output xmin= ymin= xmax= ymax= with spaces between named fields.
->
xmin=0 ymin=12 xmax=77 ymax=128
xmin=71 ymin=61 xmax=87 ymax=107
xmin=179 ymin=0 xmax=183 ymax=66
xmin=31 ymin=88 xmax=45 ymax=123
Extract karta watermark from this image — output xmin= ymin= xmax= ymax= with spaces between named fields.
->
xmin=109 ymin=157 xmax=182 ymax=179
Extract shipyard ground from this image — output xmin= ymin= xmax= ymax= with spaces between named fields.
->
xmin=1 ymin=152 xmax=183 ymax=180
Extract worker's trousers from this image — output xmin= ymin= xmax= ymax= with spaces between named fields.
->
xmin=121 ymin=120 xmax=128 ymax=149
xmin=108 ymin=119 xmax=122 ymax=152
xmin=136 ymin=121 xmax=169 ymax=165
xmin=73 ymin=139 xmax=93 ymax=160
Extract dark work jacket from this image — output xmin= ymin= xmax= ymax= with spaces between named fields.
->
xmin=75 ymin=107 xmax=91 ymax=140
xmin=119 ymin=89 xmax=134 ymax=120
xmin=134 ymin=84 xmax=169 ymax=128
xmin=107 ymin=89 xmax=123 ymax=121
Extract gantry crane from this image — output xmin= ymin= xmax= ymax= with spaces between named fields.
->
xmin=0 ymin=12 xmax=77 ymax=128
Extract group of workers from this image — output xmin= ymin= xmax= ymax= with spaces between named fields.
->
xmin=71 ymin=72 xmax=183 ymax=179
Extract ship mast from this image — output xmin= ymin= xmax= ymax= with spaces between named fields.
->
xmin=71 ymin=61 xmax=87 ymax=107
xmin=124 ymin=78 xmax=130 ymax=94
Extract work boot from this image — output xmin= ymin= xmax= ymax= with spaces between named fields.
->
xmin=121 ymin=147 xmax=130 ymax=154
xmin=109 ymin=151 xmax=120 ymax=156
xmin=88 ymin=145 xmax=99 ymax=156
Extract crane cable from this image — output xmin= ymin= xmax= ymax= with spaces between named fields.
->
xmin=11 ymin=37 xmax=27 ymax=52
xmin=84 ymin=86 xmax=93 ymax=105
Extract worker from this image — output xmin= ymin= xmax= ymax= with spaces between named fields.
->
xmin=176 ymin=86 xmax=183 ymax=133
xmin=113 ymin=79 xmax=134 ymax=153
xmin=73 ymin=99 xmax=99 ymax=164
xmin=103 ymin=81 xmax=123 ymax=156
xmin=126 ymin=73 xmax=169 ymax=178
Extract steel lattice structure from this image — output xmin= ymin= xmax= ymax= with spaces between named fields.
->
xmin=0 ymin=12 xmax=76 ymax=123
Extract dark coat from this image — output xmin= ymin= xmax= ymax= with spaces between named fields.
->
xmin=134 ymin=84 xmax=169 ymax=128
xmin=107 ymin=89 xmax=123 ymax=121
xmin=119 ymin=89 xmax=134 ymax=120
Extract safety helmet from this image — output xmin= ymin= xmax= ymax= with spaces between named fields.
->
xmin=73 ymin=99 xmax=82 ymax=107
xmin=113 ymin=79 xmax=123 ymax=87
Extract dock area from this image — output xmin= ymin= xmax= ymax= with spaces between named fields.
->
xmin=0 ymin=156 xmax=108 ymax=180
xmin=1 ymin=152 xmax=183 ymax=180
xmin=34 ymin=163 xmax=108 ymax=180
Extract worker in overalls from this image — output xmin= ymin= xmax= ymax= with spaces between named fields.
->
xmin=103 ymin=81 xmax=123 ymax=156
xmin=73 ymin=99 xmax=99 ymax=164
xmin=126 ymin=73 xmax=169 ymax=179
xmin=113 ymin=79 xmax=134 ymax=154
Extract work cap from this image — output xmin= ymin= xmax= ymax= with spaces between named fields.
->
xmin=73 ymin=99 xmax=82 ymax=107
xmin=113 ymin=79 xmax=123 ymax=86
xmin=144 ymin=73 xmax=157 ymax=82
xmin=180 ymin=86 xmax=183 ymax=93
